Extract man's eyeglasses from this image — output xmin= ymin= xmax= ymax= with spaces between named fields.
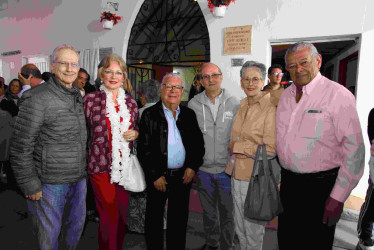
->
xmin=201 ymin=73 xmax=222 ymax=82
xmin=271 ymin=72 xmax=284 ymax=77
xmin=241 ymin=77 xmax=262 ymax=85
xmin=55 ymin=61 xmax=80 ymax=68
xmin=286 ymin=60 xmax=312 ymax=71
xmin=162 ymin=84 xmax=184 ymax=91
xmin=104 ymin=70 xmax=124 ymax=77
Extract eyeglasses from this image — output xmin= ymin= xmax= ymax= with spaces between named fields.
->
xmin=55 ymin=61 xmax=80 ymax=68
xmin=271 ymin=72 xmax=284 ymax=77
xmin=104 ymin=70 xmax=124 ymax=77
xmin=162 ymin=84 xmax=184 ymax=91
xmin=201 ymin=73 xmax=222 ymax=82
xmin=286 ymin=60 xmax=312 ymax=71
xmin=241 ymin=77 xmax=262 ymax=85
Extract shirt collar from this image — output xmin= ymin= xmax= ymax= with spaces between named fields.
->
xmin=290 ymin=72 xmax=322 ymax=96
xmin=162 ymin=103 xmax=180 ymax=116
xmin=240 ymin=92 xmax=268 ymax=110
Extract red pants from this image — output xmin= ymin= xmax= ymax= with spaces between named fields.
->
xmin=90 ymin=173 xmax=130 ymax=250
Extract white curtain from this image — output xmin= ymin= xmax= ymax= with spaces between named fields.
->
xmin=79 ymin=48 xmax=99 ymax=85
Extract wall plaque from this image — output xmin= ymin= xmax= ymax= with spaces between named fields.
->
xmin=224 ymin=25 xmax=252 ymax=55
xmin=231 ymin=58 xmax=244 ymax=67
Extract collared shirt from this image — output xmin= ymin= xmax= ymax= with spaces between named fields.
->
xmin=204 ymin=89 xmax=223 ymax=122
xmin=18 ymin=80 xmax=45 ymax=98
xmin=226 ymin=92 xmax=276 ymax=181
xmin=162 ymin=103 xmax=186 ymax=169
xmin=276 ymin=72 xmax=365 ymax=202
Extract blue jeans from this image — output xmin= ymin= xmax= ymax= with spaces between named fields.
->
xmin=196 ymin=171 xmax=235 ymax=249
xmin=27 ymin=178 xmax=87 ymax=250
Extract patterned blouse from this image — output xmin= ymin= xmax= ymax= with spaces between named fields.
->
xmin=83 ymin=90 xmax=138 ymax=175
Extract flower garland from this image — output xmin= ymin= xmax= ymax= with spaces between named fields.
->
xmin=100 ymin=85 xmax=133 ymax=188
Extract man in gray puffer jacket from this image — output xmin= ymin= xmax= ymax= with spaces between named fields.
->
xmin=188 ymin=63 xmax=240 ymax=250
xmin=10 ymin=45 xmax=87 ymax=250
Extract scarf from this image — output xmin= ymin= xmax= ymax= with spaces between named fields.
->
xmin=100 ymin=85 xmax=132 ymax=187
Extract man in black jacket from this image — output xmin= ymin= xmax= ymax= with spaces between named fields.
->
xmin=138 ymin=72 xmax=205 ymax=250
xmin=10 ymin=44 xmax=87 ymax=250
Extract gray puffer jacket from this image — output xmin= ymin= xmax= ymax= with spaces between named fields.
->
xmin=188 ymin=89 xmax=239 ymax=174
xmin=10 ymin=76 xmax=87 ymax=195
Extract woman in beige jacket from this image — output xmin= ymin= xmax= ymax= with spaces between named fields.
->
xmin=226 ymin=60 xmax=276 ymax=250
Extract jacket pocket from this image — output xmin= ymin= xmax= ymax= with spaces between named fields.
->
xmin=41 ymin=144 xmax=83 ymax=179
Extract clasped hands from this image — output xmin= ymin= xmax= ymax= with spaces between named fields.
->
xmin=153 ymin=168 xmax=195 ymax=192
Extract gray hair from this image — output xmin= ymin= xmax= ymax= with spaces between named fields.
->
xmin=240 ymin=61 xmax=267 ymax=79
xmin=140 ymin=79 xmax=161 ymax=103
xmin=161 ymin=72 xmax=186 ymax=88
xmin=284 ymin=42 xmax=319 ymax=65
xmin=51 ymin=44 xmax=80 ymax=64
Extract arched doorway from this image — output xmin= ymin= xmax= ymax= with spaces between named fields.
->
xmin=126 ymin=0 xmax=210 ymax=104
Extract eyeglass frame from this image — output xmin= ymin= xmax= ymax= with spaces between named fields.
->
xmin=241 ymin=77 xmax=263 ymax=85
xmin=161 ymin=83 xmax=184 ymax=91
xmin=103 ymin=70 xmax=126 ymax=77
xmin=201 ymin=73 xmax=222 ymax=82
xmin=271 ymin=72 xmax=284 ymax=77
xmin=54 ymin=61 xmax=80 ymax=69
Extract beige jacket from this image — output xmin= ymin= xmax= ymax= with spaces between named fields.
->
xmin=225 ymin=92 xmax=276 ymax=181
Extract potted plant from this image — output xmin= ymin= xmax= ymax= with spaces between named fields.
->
xmin=207 ymin=0 xmax=235 ymax=17
xmin=100 ymin=11 xmax=122 ymax=29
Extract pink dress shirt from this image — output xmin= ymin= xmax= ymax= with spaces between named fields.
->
xmin=276 ymin=72 xmax=365 ymax=202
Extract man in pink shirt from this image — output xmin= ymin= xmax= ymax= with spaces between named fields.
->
xmin=276 ymin=42 xmax=365 ymax=250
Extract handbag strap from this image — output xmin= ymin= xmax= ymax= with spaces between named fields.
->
xmin=251 ymin=144 xmax=263 ymax=177
xmin=261 ymin=143 xmax=271 ymax=176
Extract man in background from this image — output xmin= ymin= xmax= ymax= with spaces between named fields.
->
xmin=17 ymin=64 xmax=44 ymax=97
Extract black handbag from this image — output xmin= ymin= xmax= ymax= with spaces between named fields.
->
xmin=244 ymin=144 xmax=283 ymax=221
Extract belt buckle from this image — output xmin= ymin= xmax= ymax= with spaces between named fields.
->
xmin=168 ymin=168 xmax=179 ymax=177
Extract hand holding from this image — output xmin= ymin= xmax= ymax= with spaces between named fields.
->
xmin=123 ymin=129 xmax=139 ymax=142
xmin=154 ymin=176 xmax=167 ymax=192
xmin=323 ymin=196 xmax=343 ymax=226
xmin=183 ymin=168 xmax=195 ymax=184
xmin=18 ymin=72 xmax=32 ymax=86
xmin=25 ymin=191 xmax=43 ymax=201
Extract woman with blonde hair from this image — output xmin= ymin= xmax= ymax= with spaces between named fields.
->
xmin=83 ymin=54 xmax=138 ymax=250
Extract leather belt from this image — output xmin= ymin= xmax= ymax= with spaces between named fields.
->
xmin=165 ymin=168 xmax=184 ymax=177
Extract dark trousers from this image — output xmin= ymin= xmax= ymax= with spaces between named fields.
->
xmin=357 ymin=178 xmax=374 ymax=240
xmin=145 ymin=169 xmax=192 ymax=250
xmin=278 ymin=167 xmax=339 ymax=250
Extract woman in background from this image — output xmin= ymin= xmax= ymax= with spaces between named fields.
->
xmin=0 ymin=78 xmax=22 ymax=117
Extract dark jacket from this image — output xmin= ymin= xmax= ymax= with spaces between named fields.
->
xmin=137 ymin=101 xmax=205 ymax=184
xmin=10 ymin=76 xmax=87 ymax=195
